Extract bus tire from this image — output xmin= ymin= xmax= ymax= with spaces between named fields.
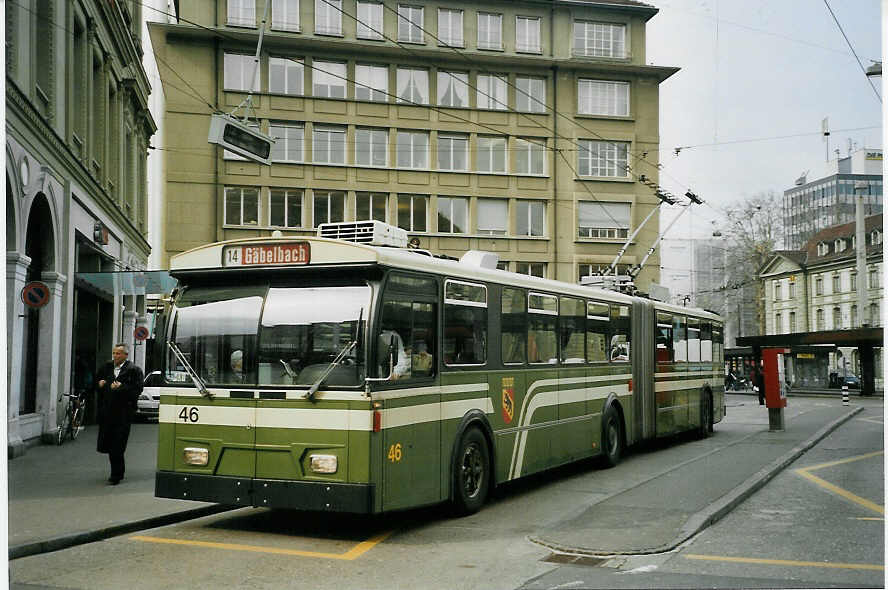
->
xmin=600 ymin=405 xmax=624 ymax=468
xmin=698 ymin=392 xmax=714 ymax=438
xmin=452 ymin=426 xmax=490 ymax=515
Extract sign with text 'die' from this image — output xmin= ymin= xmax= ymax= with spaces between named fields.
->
xmin=208 ymin=114 xmax=275 ymax=165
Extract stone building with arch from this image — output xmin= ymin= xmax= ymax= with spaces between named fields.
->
xmin=6 ymin=0 xmax=156 ymax=455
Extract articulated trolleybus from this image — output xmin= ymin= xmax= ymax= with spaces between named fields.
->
xmin=154 ymin=221 xmax=724 ymax=514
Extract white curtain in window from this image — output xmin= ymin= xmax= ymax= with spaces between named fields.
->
xmin=578 ymin=202 xmax=629 ymax=229
xmin=357 ymin=1 xmax=383 ymax=38
xmin=477 ymin=199 xmax=507 ymax=234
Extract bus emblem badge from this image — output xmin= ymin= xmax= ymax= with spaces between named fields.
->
xmin=501 ymin=377 xmax=515 ymax=424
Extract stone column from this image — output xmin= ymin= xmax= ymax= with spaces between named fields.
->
xmin=39 ymin=271 xmax=67 ymax=443
xmin=7 ymin=253 xmax=31 ymax=457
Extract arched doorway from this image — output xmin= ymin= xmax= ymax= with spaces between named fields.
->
xmin=22 ymin=193 xmax=55 ymax=416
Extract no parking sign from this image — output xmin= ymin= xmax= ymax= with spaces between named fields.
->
xmin=21 ymin=281 xmax=50 ymax=309
xmin=134 ymin=326 xmax=150 ymax=342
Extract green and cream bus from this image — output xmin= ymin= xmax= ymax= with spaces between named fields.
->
xmin=154 ymin=222 xmax=724 ymax=514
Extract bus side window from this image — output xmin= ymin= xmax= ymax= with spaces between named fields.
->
xmin=377 ymin=299 xmax=437 ymax=380
xmin=687 ymin=318 xmax=701 ymax=362
xmin=444 ymin=280 xmax=487 ymax=366
xmin=656 ymin=312 xmax=673 ymax=363
xmin=502 ymin=288 xmax=526 ymax=364
xmin=610 ymin=304 xmax=631 ymax=362
xmin=701 ymin=322 xmax=713 ymax=362
xmin=673 ymin=315 xmax=688 ymax=363
xmin=586 ymin=301 xmax=609 ymax=363
xmin=528 ymin=293 xmax=558 ymax=364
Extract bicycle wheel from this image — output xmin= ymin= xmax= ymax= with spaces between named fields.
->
xmin=71 ymin=404 xmax=84 ymax=440
xmin=57 ymin=406 xmax=71 ymax=445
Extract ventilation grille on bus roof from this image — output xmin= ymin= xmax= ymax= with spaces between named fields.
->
xmin=317 ymin=221 xmax=409 ymax=247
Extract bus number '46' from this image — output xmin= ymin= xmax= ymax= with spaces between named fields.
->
xmin=388 ymin=443 xmax=402 ymax=462
xmin=178 ymin=407 xmax=200 ymax=423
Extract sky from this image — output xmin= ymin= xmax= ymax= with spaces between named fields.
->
xmin=644 ymin=0 xmax=883 ymax=240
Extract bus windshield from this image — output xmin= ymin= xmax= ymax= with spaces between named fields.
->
xmin=167 ymin=284 xmax=369 ymax=387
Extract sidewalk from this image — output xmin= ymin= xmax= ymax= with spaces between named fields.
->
xmin=8 ymin=423 xmax=230 ymax=559
xmin=531 ymin=397 xmax=866 ymax=555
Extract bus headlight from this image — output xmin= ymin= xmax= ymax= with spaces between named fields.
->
xmin=309 ymin=454 xmax=338 ymax=474
xmin=183 ymin=447 xmax=209 ymax=466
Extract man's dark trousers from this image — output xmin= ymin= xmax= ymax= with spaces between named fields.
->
xmin=96 ymin=359 xmax=143 ymax=482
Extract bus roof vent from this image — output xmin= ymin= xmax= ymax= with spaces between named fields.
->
xmin=317 ymin=221 xmax=408 ymax=247
xmin=460 ymin=250 xmax=499 ymax=269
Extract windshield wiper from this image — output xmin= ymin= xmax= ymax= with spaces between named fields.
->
xmin=167 ymin=341 xmax=212 ymax=399
xmin=305 ymin=308 xmax=362 ymax=402
xmin=280 ymin=359 xmax=296 ymax=379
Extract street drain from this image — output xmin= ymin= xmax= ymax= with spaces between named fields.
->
xmin=542 ymin=553 xmax=607 ymax=567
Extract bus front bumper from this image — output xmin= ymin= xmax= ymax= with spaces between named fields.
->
xmin=155 ymin=471 xmax=375 ymax=513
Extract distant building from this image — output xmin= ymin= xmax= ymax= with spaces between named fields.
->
xmin=759 ymin=215 xmax=883 ymax=387
xmin=147 ymin=0 xmax=679 ymax=289
xmin=783 ymin=148 xmax=882 ymax=250
xmin=6 ymin=0 xmax=156 ymax=454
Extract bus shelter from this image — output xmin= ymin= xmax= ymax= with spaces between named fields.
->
xmin=737 ymin=328 xmax=883 ymax=396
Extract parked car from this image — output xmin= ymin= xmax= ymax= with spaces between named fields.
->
xmin=136 ymin=371 xmax=163 ymax=421
xmin=829 ymin=373 xmax=860 ymax=389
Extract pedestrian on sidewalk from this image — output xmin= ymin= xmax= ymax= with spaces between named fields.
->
xmin=752 ymin=364 xmax=765 ymax=406
xmin=96 ymin=343 xmax=143 ymax=485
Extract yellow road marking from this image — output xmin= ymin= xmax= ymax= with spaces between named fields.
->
xmin=685 ymin=554 xmax=884 ymax=571
xmin=131 ymin=530 xmax=393 ymax=560
xmin=794 ymin=450 xmax=884 ymax=516
xmin=851 ymin=517 xmax=884 ymax=521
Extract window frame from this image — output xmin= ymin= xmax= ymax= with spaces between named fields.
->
xmin=577 ymin=139 xmax=630 ymax=178
xmin=516 ymin=200 xmax=545 ymax=237
xmin=312 ymin=125 xmax=347 ymax=164
xmin=516 ymin=76 xmax=546 ymax=113
xmin=269 ymin=123 xmax=304 ymax=163
xmin=355 ymin=64 xmax=389 ymax=102
xmin=271 ymin=0 xmax=300 ymax=32
xmin=577 ymin=201 xmax=630 ymax=239
xmin=436 ymin=196 xmax=469 ymax=234
xmin=443 ymin=279 xmax=488 ymax=367
xmin=515 ymin=137 xmax=546 ymax=175
xmin=223 ymin=53 xmax=260 ymax=92
xmin=438 ymin=7 xmax=464 ymax=47
xmin=437 ymin=71 xmax=469 ymax=108
xmin=476 ymin=198 xmax=508 ymax=236
xmin=355 ymin=191 xmax=388 ymax=223
xmin=577 ymin=79 xmax=630 ymax=117
xmin=269 ymin=188 xmax=304 ymax=228
xmin=355 ymin=127 xmax=389 ymax=167
xmin=437 ymin=133 xmax=469 ymax=172
xmin=476 ymin=73 xmax=508 ymax=110
xmin=356 ymin=1 xmax=384 ymax=39
xmin=397 ymin=4 xmax=424 ymax=44
xmin=476 ymin=135 xmax=507 ymax=174
xmin=397 ymin=194 xmax=428 ymax=232
xmin=573 ymin=20 xmax=627 ymax=58
xmin=314 ymin=0 xmax=343 ymax=35
xmin=224 ymin=186 xmax=261 ymax=226
xmin=312 ymin=189 xmax=346 ymax=227
xmin=227 ymin=0 xmax=256 ymax=28
xmin=312 ymin=60 xmax=347 ymax=98
xmin=268 ymin=56 xmax=304 ymax=95
xmin=396 ymin=67 xmax=429 ymax=104
xmin=516 ymin=15 xmax=541 ymax=53
xmin=477 ymin=12 xmax=503 ymax=50
xmin=396 ymin=130 xmax=429 ymax=169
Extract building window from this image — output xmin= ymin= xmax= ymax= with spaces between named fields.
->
xmin=870 ymin=301 xmax=880 ymax=326
xmin=516 ymin=76 xmax=546 ymax=113
xmin=437 ymin=134 xmax=469 ymax=171
xmin=312 ymin=61 xmax=346 ymax=98
xmin=396 ymin=130 xmax=429 ymax=168
xmin=437 ymin=197 xmax=468 ymax=234
xmin=35 ymin=0 xmax=52 ymax=107
xmin=228 ymin=0 xmax=256 ymax=27
xmin=832 ymin=273 xmax=841 ymax=294
xmin=789 ymin=281 xmax=795 ymax=299
xmin=816 ymin=308 xmax=824 ymax=330
xmin=515 ymin=138 xmax=545 ymax=175
xmin=269 ymin=123 xmax=304 ymax=162
xmin=315 ymin=0 xmax=342 ymax=35
xmin=438 ymin=8 xmax=463 ymax=47
xmin=356 ymin=192 xmax=387 ymax=222
xmin=437 ymin=71 xmax=469 ymax=107
xmin=789 ymin=311 xmax=796 ymax=332
xmin=578 ymin=79 xmax=629 ymax=116
xmin=832 ymin=306 xmax=842 ymax=330
xmin=775 ymin=313 xmax=782 ymax=334
xmin=817 ymin=242 xmax=828 ymax=256
xmin=834 ymin=238 xmax=846 ymax=252
xmin=517 ymin=200 xmax=545 ymax=237
xmin=516 ymin=262 xmax=546 ymax=278
xmin=516 ymin=16 xmax=541 ymax=53
xmin=578 ymin=201 xmax=629 ymax=239
xmin=477 ymin=12 xmax=502 ymax=50
xmin=398 ymin=5 xmax=424 ymax=43
xmin=398 ymin=194 xmax=428 ymax=232
xmin=271 ymin=0 xmax=299 ymax=31
xmin=573 ymin=20 xmax=626 ymax=58
xmin=355 ymin=128 xmax=388 ymax=167
xmin=774 ymin=281 xmax=781 ymax=301
xmin=224 ymin=53 xmax=259 ymax=91
xmin=225 ymin=187 xmax=260 ymax=225
xmin=871 ymin=229 xmax=882 ymax=245
xmin=815 ymin=275 xmax=823 ymax=295
xmin=269 ymin=57 xmax=304 ymax=95
xmin=851 ymin=305 xmax=858 ymax=327
xmin=355 ymin=64 xmax=388 ymax=102
xmin=869 ymin=268 xmax=879 ymax=289
xmin=313 ymin=190 xmax=346 ymax=227
xmin=578 ymin=139 xmax=629 ymax=177
xmin=397 ymin=67 xmax=429 ymax=104
xmin=313 ymin=125 xmax=346 ymax=164
xmin=477 ymin=73 xmax=508 ymax=110
xmin=851 ymin=273 xmax=857 ymax=291
xmin=477 ymin=198 xmax=507 ymax=235
xmin=269 ymin=189 xmax=303 ymax=227
xmin=476 ymin=136 xmax=507 ymax=173
xmin=356 ymin=1 xmax=383 ymax=39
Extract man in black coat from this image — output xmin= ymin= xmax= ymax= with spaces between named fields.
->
xmin=96 ymin=343 xmax=143 ymax=484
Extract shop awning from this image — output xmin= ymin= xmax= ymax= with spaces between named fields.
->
xmin=74 ymin=271 xmax=178 ymax=298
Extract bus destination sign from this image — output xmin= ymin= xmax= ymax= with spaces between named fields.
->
xmin=224 ymin=243 xmax=311 ymax=266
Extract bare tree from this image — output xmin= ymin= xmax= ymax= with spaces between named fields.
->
xmin=714 ymin=191 xmax=785 ymax=337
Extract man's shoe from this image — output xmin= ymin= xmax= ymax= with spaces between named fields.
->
xmin=108 ymin=478 xmax=122 ymax=485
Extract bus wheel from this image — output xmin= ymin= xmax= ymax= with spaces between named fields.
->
xmin=698 ymin=393 xmax=714 ymax=438
xmin=452 ymin=427 xmax=490 ymax=515
xmin=600 ymin=406 xmax=623 ymax=468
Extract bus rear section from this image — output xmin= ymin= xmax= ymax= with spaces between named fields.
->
xmin=154 ymin=279 xmax=379 ymax=512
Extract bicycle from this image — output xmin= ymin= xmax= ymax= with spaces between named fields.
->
xmin=57 ymin=391 xmax=86 ymax=445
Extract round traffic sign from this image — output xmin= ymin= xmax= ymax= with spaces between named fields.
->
xmin=134 ymin=326 xmax=150 ymax=342
xmin=21 ymin=281 xmax=50 ymax=309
